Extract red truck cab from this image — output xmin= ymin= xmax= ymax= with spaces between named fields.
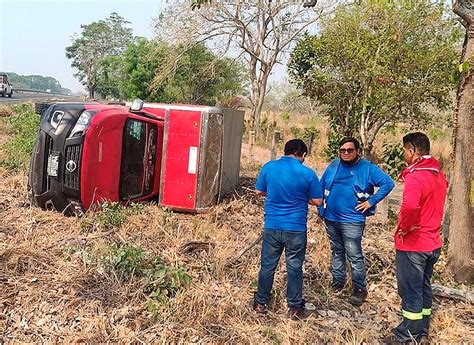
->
xmin=29 ymin=102 xmax=165 ymax=214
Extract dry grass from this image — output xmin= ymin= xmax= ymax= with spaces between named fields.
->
xmin=1 ymin=162 xmax=472 ymax=343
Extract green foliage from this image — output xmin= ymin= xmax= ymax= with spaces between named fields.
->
xmin=288 ymin=126 xmax=320 ymax=143
xmin=324 ymin=130 xmax=341 ymax=161
xmin=0 ymin=72 xmax=70 ymax=94
xmin=289 ymin=1 xmax=462 ymax=154
xmin=80 ymin=201 xmax=146 ymax=232
xmin=121 ymin=39 xmax=244 ymax=105
xmin=280 ymin=111 xmax=291 ymax=123
xmin=106 ymin=243 xmax=146 ymax=278
xmin=0 ymin=104 xmax=40 ymax=172
xmin=382 ymin=143 xmax=406 ymax=179
xmin=98 ymin=201 xmax=127 ymax=230
xmin=102 ymin=243 xmax=192 ymax=306
xmin=66 ymin=12 xmax=134 ymax=98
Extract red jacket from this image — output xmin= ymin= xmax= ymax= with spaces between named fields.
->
xmin=395 ymin=156 xmax=448 ymax=252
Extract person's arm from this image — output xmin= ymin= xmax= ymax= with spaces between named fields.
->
xmin=255 ymin=165 xmax=267 ymax=197
xmin=309 ymin=198 xmax=322 ymax=206
xmin=397 ymin=174 xmax=422 ymax=234
xmin=367 ymin=164 xmax=395 ymax=206
xmin=308 ymin=171 xmax=323 ymax=206
xmin=355 ymin=164 xmax=394 ymax=213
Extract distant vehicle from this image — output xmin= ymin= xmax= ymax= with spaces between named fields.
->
xmin=0 ymin=74 xmax=13 ymax=98
xmin=28 ymin=100 xmax=244 ymax=215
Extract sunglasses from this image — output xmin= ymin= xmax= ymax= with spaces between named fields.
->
xmin=339 ymin=148 xmax=356 ymax=154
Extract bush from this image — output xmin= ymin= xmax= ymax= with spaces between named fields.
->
xmin=0 ymin=104 xmax=40 ymax=171
xmin=382 ymin=143 xmax=406 ymax=179
xmin=324 ymin=130 xmax=341 ymax=161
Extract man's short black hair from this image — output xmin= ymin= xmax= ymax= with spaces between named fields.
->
xmin=339 ymin=137 xmax=360 ymax=150
xmin=403 ymin=132 xmax=430 ymax=155
xmin=284 ymin=139 xmax=308 ymax=157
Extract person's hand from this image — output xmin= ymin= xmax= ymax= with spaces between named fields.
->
xmin=355 ymin=200 xmax=372 ymax=213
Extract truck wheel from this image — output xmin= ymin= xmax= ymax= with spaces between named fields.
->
xmin=8 ymin=91 xmax=12 ymax=98
xmin=1 ymin=92 xmax=4 ymax=97
xmin=34 ymin=102 xmax=52 ymax=117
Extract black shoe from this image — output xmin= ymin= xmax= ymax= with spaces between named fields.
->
xmin=288 ymin=306 xmax=306 ymax=320
xmin=349 ymin=287 xmax=368 ymax=306
xmin=381 ymin=333 xmax=421 ymax=345
xmin=331 ymin=281 xmax=344 ymax=292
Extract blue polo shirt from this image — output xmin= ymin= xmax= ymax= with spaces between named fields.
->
xmin=256 ymin=156 xmax=322 ymax=231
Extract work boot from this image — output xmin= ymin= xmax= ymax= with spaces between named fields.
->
xmin=349 ymin=287 xmax=368 ymax=306
xmin=420 ymin=315 xmax=430 ymax=339
xmin=331 ymin=280 xmax=344 ymax=292
xmin=288 ymin=306 xmax=306 ymax=320
xmin=253 ymin=292 xmax=268 ymax=314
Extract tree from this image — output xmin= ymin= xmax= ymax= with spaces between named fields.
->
xmin=155 ymin=1 xmax=330 ymax=134
xmin=95 ymin=56 xmax=123 ymax=99
xmin=447 ymin=0 xmax=474 ymax=282
xmin=120 ymin=39 xmax=244 ymax=105
xmin=288 ymin=1 xmax=462 ymax=156
xmin=65 ymin=12 xmax=133 ymax=99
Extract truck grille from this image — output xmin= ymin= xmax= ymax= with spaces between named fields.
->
xmin=64 ymin=144 xmax=82 ymax=190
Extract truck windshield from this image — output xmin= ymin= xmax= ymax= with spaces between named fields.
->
xmin=119 ymin=119 xmax=157 ymax=200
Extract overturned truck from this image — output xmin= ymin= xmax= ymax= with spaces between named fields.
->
xmin=28 ymin=100 xmax=244 ymax=215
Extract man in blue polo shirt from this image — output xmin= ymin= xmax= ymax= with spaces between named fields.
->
xmin=253 ymin=139 xmax=323 ymax=319
xmin=319 ymin=137 xmax=394 ymax=306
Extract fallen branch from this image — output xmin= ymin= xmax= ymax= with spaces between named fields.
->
xmin=432 ymin=284 xmax=474 ymax=303
xmin=224 ymin=234 xmax=262 ymax=268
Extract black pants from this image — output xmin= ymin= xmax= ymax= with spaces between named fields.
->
xmin=394 ymin=249 xmax=441 ymax=341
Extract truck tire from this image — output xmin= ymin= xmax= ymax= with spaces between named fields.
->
xmin=34 ymin=102 xmax=52 ymax=117
xmin=8 ymin=90 xmax=12 ymax=98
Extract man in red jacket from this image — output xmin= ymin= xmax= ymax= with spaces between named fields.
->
xmin=387 ymin=132 xmax=448 ymax=343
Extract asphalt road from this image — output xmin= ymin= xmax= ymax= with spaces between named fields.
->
xmin=0 ymin=91 xmax=82 ymax=104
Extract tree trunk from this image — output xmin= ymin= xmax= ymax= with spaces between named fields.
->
xmin=248 ymin=60 xmax=271 ymax=138
xmin=88 ymin=83 xmax=95 ymax=99
xmin=447 ymin=3 xmax=474 ymax=282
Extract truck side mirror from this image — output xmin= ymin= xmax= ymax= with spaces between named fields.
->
xmin=130 ymin=99 xmax=144 ymax=112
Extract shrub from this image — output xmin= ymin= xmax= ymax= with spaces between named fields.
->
xmin=382 ymin=143 xmax=406 ymax=179
xmin=102 ymin=243 xmax=192 ymax=306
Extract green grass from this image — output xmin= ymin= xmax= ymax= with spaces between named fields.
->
xmin=0 ymin=103 xmax=40 ymax=172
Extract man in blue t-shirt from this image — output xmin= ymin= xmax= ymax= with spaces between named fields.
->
xmin=253 ymin=139 xmax=323 ymax=319
xmin=319 ymin=137 xmax=394 ymax=306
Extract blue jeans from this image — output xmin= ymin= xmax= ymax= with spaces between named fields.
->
xmin=394 ymin=249 xmax=441 ymax=341
xmin=325 ymin=220 xmax=366 ymax=290
xmin=255 ymin=229 xmax=307 ymax=309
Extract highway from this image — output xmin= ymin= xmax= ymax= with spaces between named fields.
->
xmin=0 ymin=91 xmax=83 ymax=104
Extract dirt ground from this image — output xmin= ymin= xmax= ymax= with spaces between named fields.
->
xmin=1 ymin=141 xmax=473 ymax=343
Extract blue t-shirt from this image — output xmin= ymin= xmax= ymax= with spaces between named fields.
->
xmin=322 ymin=161 xmax=394 ymax=223
xmin=256 ymin=156 xmax=322 ymax=231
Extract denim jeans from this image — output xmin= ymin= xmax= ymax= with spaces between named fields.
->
xmin=324 ymin=220 xmax=366 ymax=290
xmin=394 ymin=249 xmax=441 ymax=341
xmin=255 ymin=229 xmax=307 ymax=309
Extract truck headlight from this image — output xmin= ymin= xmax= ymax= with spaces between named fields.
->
xmin=69 ymin=110 xmax=97 ymax=137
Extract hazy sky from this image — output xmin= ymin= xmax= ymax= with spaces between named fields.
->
xmin=0 ymin=0 xmax=167 ymax=92
xmin=0 ymin=0 xmax=288 ymax=94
